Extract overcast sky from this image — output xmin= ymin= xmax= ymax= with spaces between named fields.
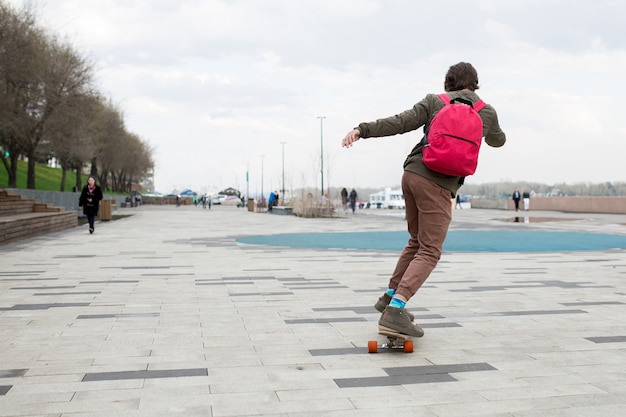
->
xmin=13 ymin=0 xmax=626 ymax=195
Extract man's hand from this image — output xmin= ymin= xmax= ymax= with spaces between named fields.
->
xmin=342 ymin=129 xmax=361 ymax=148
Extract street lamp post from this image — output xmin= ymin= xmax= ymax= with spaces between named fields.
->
xmin=317 ymin=116 xmax=326 ymax=197
xmin=260 ymin=154 xmax=265 ymax=208
xmin=280 ymin=142 xmax=286 ymax=205
xmin=246 ymin=162 xmax=249 ymax=203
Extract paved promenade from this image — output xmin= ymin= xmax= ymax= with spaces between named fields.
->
xmin=1 ymin=205 xmax=626 ymax=417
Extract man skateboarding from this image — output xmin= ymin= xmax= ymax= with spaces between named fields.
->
xmin=342 ymin=62 xmax=506 ymax=338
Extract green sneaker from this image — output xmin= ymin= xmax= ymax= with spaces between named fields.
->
xmin=378 ymin=306 xmax=424 ymax=338
xmin=374 ymin=293 xmax=415 ymax=321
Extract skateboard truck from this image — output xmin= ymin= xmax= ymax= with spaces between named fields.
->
xmin=368 ymin=329 xmax=414 ymax=353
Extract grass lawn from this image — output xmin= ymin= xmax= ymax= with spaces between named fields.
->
xmin=1 ymin=160 xmax=89 ymax=191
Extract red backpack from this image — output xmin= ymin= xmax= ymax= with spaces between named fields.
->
xmin=422 ymin=93 xmax=486 ymax=177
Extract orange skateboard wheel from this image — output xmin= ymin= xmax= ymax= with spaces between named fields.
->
xmin=367 ymin=340 xmax=378 ymax=353
xmin=403 ymin=340 xmax=414 ymax=353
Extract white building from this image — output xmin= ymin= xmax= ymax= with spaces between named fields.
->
xmin=369 ymin=188 xmax=405 ymax=209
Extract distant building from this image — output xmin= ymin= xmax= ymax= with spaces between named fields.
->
xmin=369 ymin=188 xmax=405 ymax=209
xmin=219 ymin=187 xmax=241 ymax=197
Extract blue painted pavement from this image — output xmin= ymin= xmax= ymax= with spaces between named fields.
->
xmin=237 ymin=230 xmax=626 ymax=252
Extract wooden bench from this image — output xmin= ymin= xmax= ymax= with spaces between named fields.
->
xmin=271 ymin=206 xmax=293 ymax=216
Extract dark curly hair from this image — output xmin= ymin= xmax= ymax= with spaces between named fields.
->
xmin=444 ymin=62 xmax=479 ymax=92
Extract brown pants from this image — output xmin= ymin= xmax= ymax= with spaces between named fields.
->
xmin=390 ymin=171 xmax=452 ymax=300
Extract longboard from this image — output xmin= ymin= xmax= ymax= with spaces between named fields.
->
xmin=368 ymin=329 xmax=413 ymax=353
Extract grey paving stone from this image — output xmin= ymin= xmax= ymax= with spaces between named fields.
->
xmin=0 ymin=303 xmax=90 ymax=311
xmin=0 ymin=369 xmax=27 ymax=378
xmin=585 ymin=336 xmax=626 ymax=344
xmin=1 ymin=206 xmax=626 ymax=416
xmin=83 ymin=368 xmax=208 ymax=381
xmin=334 ymin=372 xmax=457 ymax=388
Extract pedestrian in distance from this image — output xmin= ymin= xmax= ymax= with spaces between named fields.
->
xmin=268 ymin=191 xmax=277 ymax=212
xmin=512 ymin=188 xmax=521 ymax=211
xmin=341 ymin=62 xmax=506 ymax=338
xmin=78 ymin=175 xmax=103 ymax=234
xmin=523 ymin=188 xmax=530 ymax=211
xmin=341 ymin=187 xmax=349 ymax=214
xmin=349 ymin=188 xmax=358 ymax=214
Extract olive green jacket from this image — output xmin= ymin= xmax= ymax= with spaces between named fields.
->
xmin=357 ymin=90 xmax=506 ymax=196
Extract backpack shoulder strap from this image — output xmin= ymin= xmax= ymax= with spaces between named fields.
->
xmin=440 ymin=93 xmax=487 ymax=112
xmin=473 ymin=99 xmax=486 ymax=112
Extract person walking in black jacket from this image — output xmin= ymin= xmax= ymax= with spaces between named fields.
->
xmin=512 ymin=188 xmax=521 ymax=211
xmin=79 ymin=176 xmax=103 ymax=234
xmin=349 ymin=189 xmax=358 ymax=213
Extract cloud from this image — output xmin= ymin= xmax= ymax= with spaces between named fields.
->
xmin=12 ymin=0 xmax=626 ymax=194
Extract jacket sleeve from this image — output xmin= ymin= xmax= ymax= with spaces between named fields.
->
xmin=481 ymin=105 xmax=506 ymax=148
xmin=78 ymin=188 xmax=85 ymax=206
xmin=357 ymin=95 xmax=436 ymax=139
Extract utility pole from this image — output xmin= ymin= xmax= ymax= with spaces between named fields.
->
xmin=317 ymin=116 xmax=326 ymax=197
xmin=260 ymin=154 xmax=265 ymax=207
xmin=280 ymin=142 xmax=286 ymax=205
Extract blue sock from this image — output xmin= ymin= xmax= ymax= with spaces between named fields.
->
xmin=385 ymin=288 xmax=396 ymax=296
xmin=389 ymin=297 xmax=406 ymax=309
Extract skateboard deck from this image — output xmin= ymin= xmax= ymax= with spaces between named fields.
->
xmin=368 ymin=328 xmax=414 ymax=353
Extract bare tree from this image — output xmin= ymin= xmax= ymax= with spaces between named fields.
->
xmin=45 ymin=92 xmax=102 ymax=190
xmin=129 ymin=137 xmax=155 ymax=192
xmin=88 ymin=100 xmax=126 ymax=191
xmin=1 ymin=2 xmax=155 ymax=192
xmin=107 ymin=132 xmax=152 ymax=193
xmin=0 ymin=2 xmax=42 ymax=187
xmin=20 ymin=34 xmax=95 ymax=189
